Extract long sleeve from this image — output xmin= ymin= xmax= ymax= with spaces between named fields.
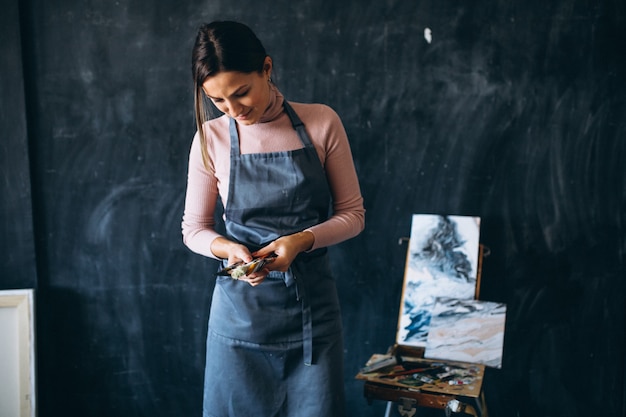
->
xmin=181 ymin=132 xmax=223 ymax=259
xmin=297 ymin=105 xmax=365 ymax=250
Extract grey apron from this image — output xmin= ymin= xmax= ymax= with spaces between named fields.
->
xmin=203 ymin=102 xmax=345 ymax=417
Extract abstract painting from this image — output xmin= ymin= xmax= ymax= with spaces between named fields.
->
xmin=424 ymin=298 xmax=506 ymax=368
xmin=396 ymin=214 xmax=481 ymax=347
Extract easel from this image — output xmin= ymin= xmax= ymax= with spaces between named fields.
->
xmin=357 ymin=242 xmax=492 ymax=417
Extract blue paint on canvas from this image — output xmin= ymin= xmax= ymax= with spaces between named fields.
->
xmin=397 ymin=214 xmax=481 ymax=347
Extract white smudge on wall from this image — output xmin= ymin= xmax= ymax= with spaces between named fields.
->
xmin=424 ymin=27 xmax=432 ymax=44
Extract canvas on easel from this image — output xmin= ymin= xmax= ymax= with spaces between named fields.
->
xmin=424 ymin=298 xmax=506 ymax=368
xmin=396 ymin=214 xmax=481 ymax=347
xmin=355 ymin=214 xmax=493 ymax=416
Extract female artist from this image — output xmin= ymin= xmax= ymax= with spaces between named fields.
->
xmin=182 ymin=20 xmax=365 ymax=416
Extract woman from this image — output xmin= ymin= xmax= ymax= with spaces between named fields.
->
xmin=182 ymin=21 xmax=365 ymax=417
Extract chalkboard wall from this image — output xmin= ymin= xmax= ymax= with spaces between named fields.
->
xmin=1 ymin=0 xmax=37 ymax=288
xmin=2 ymin=0 xmax=624 ymax=416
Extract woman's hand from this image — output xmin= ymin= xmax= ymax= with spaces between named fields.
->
xmin=211 ymin=237 xmax=268 ymax=286
xmin=253 ymin=231 xmax=315 ymax=272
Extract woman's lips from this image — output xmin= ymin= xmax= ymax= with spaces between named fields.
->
xmin=235 ymin=109 xmax=252 ymax=121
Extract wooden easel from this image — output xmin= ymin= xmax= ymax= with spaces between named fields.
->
xmin=357 ymin=244 xmax=491 ymax=416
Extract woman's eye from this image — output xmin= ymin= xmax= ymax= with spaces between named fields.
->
xmin=235 ymin=90 xmax=249 ymax=97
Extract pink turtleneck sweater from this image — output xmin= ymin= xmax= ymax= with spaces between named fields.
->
xmin=181 ymin=85 xmax=365 ymax=259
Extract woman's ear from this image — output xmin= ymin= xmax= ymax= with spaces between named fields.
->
xmin=263 ymin=56 xmax=273 ymax=79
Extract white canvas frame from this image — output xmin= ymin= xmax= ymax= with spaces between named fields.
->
xmin=0 ymin=289 xmax=36 ymax=417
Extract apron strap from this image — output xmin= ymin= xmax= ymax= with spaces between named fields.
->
xmin=286 ymin=264 xmax=313 ymax=366
xmin=229 ymin=117 xmax=240 ymax=157
xmin=283 ymin=101 xmax=314 ymax=147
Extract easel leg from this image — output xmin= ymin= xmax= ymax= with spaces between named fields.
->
xmin=385 ymin=402 xmax=392 ymax=417
xmin=474 ymin=391 xmax=488 ymax=417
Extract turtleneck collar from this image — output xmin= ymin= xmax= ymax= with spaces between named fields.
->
xmin=258 ymin=83 xmax=285 ymax=123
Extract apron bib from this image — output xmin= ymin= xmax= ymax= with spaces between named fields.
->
xmin=224 ymin=102 xmax=331 ymax=249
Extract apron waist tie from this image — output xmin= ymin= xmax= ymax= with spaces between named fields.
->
xmin=285 ymin=267 xmax=313 ymax=366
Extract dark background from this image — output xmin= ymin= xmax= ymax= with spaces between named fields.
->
xmin=2 ymin=0 xmax=624 ymax=416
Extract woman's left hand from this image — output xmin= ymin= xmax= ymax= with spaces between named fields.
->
xmin=253 ymin=231 xmax=315 ymax=272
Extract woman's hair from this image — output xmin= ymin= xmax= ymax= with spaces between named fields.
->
xmin=191 ymin=21 xmax=268 ymax=168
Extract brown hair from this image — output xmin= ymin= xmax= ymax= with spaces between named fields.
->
xmin=191 ymin=21 xmax=267 ymax=168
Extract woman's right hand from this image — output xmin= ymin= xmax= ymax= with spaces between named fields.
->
xmin=210 ymin=237 xmax=251 ymax=263
xmin=210 ymin=237 xmax=268 ymax=286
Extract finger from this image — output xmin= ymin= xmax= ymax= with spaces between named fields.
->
xmin=232 ymin=246 xmax=253 ymax=264
xmin=247 ymin=270 xmax=268 ymax=280
xmin=252 ymin=242 xmax=277 ymax=258
xmin=245 ymin=275 xmax=265 ymax=286
xmin=228 ymin=255 xmax=248 ymax=266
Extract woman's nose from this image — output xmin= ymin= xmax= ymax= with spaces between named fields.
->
xmin=226 ymin=100 xmax=243 ymax=117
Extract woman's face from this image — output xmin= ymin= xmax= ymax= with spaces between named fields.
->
xmin=202 ymin=57 xmax=272 ymax=125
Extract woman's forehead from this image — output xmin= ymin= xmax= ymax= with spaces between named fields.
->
xmin=202 ymin=71 xmax=257 ymax=97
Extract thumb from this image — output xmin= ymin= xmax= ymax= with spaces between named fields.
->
xmin=252 ymin=243 xmax=277 ymax=259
